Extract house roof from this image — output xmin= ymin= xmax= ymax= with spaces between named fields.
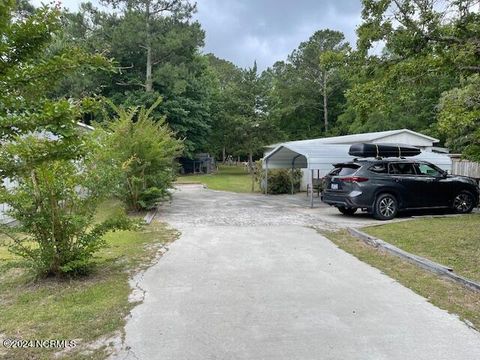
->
xmin=266 ymin=129 xmax=439 ymax=148
xmin=314 ymin=129 xmax=439 ymax=144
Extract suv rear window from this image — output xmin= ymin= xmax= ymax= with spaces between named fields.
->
xmin=369 ymin=163 xmax=388 ymax=174
xmin=329 ymin=164 xmax=360 ymax=176
xmin=389 ymin=163 xmax=416 ymax=175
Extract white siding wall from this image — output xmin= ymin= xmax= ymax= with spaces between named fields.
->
xmin=0 ymin=178 xmax=14 ymax=224
xmin=0 ymin=123 xmax=93 ymax=224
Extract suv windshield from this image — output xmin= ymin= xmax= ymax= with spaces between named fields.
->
xmin=414 ymin=163 xmax=443 ymax=176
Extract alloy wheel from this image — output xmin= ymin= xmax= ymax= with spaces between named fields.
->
xmin=453 ymin=193 xmax=473 ymax=213
xmin=379 ymin=197 xmax=395 ymax=218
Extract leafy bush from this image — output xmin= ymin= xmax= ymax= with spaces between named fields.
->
xmin=0 ymin=135 xmax=134 ymax=277
xmin=438 ymin=75 xmax=480 ymax=162
xmin=0 ymin=2 xmax=130 ymax=277
xmin=260 ymin=168 xmax=303 ymax=194
xmin=106 ymin=98 xmax=183 ymax=211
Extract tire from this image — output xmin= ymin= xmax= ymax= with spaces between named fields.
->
xmin=373 ymin=193 xmax=398 ymax=220
xmin=452 ymin=191 xmax=475 ymax=214
xmin=338 ymin=206 xmax=357 ymax=216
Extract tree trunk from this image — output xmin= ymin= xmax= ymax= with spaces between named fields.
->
xmin=222 ymin=146 xmax=226 ymax=163
xmin=249 ymin=152 xmax=254 ymax=192
xmin=323 ymin=70 xmax=328 ymax=133
xmin=145 ymin=1 xmax=153 ymax=92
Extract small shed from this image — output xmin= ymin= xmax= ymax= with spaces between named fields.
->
xmin=179 ymin=153 xmax=216 ymax=174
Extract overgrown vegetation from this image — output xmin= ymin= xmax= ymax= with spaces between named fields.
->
xmin=261 ymin=168 xmax=302 ymax=194
xmin=0 ymin=200 xmax=178 ymax=359
xmin=322 ymin=229 xmax=480 ymax=331
xmin=0 ymin=1 xmax=132 ymax=277
xmin=105 ymin=99 xmax=183 ymax=211
xmin=0 ymin=159 xmax=132 ymax=277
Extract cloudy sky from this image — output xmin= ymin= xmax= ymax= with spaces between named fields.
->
xmin=196 ymin=0 xmax=362 ymax=69
xmin=33 ymin=0 xmax=363 ymax=70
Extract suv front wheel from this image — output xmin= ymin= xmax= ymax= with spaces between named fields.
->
xmin=452 ymin=191 xmax=475 ymax=214
xmin=373 ymin=193 xmax=398 ymax=220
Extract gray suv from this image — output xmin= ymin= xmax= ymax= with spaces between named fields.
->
xmin=321 ymin=159 xmax=479 ymax=220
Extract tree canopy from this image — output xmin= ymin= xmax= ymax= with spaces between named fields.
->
xmin=4 ymin=0 xmax=479 ymax=164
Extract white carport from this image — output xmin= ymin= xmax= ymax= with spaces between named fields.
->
xmin=263 ymin=142 xmax=452 ymax=208
xmin=264 ymin=144 xmax=355 ymax=207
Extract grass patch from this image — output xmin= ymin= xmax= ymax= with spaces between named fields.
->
xmin=322 ymin=229 xmax=480 ymax=331
xmin=0 ymin=199 xmax=178 ymax=359
xmin=176 ymin=165 xmax=257 ymax=193
xmin=362 ymin=214 xmax=480 ymax=282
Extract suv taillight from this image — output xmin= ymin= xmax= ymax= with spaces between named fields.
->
xmin=341 ymin=177 xmax=369 ymax=183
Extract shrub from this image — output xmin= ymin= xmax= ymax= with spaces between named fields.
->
xmin=0 ymin=136 xmax=133 ymax=277
xmin=106 ymin=98 xmax=183 ymax=211
xmin=260 ymin=168 xmax=303 ymax=194
xmin=0 ymin=2 xmax=130 ymax=277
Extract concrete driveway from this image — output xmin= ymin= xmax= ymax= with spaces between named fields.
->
xmin=113 ymin=185 xmax=480 ymax=360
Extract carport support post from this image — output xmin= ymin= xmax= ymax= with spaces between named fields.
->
xmin=291 ymin=163 xmax=294 ymax=195
xmin=291 ymin=155 xmax=300 ymax=195
xmin=310 ymin=169 xmax=314 ymax=208
xmin=265 ymin=160 xmax=269 ymax=195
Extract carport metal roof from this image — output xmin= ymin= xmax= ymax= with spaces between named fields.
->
xmin=264 ymin=142 xmax=353 ymax=170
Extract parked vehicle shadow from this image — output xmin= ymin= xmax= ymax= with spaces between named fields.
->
xmin=332 ymin=207 xmax=460 ymax=221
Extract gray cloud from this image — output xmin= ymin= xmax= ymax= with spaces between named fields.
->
xmin=33 ymin=0 xmax=363 ymax=70
xmin=195 ymin=0 xmax=362 ymax=70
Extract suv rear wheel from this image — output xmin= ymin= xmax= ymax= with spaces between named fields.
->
xmin=338 ymin=206 xmax=357 ymax=216
xmin=452 ymin=191 xmax=475 ymax=214
xmin=373 ymin=193 xmax=398 ymax=220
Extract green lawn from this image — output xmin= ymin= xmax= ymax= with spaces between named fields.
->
xmin=0 ymin=200 xmax=177 ymax=359
xmin=363 ymin=214 xmax=480 ymax=282
xmin=176 ymin=165 xmax=258 ymax=193
xmin=322 ymin=228 xmax=480 ymax=331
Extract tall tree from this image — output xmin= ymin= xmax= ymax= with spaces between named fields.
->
xmin=58 ymin=1 xmax=213 ymax=157
xmin=232 ymin=62 xmax=281 ymax=191
xmin=319 ymin=47 xmax=350 ymax=132
xmin=438 ymin=75 xmax=480 ymax=161
xmin=289 ymin=30 xmax=350 ymax=133
xmin=266 ymin=30 xmax=350 ymax=140
xmin=205 ymin=54 xmax=243 ymax=162
xmin=103 ymin=0 xmax=196 ymax=92
xmin=344 ymin=0 xmax=480 ymax=144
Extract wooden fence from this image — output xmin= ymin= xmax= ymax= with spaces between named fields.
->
xmin=451 ymin=158 xmax=480 ymax=180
